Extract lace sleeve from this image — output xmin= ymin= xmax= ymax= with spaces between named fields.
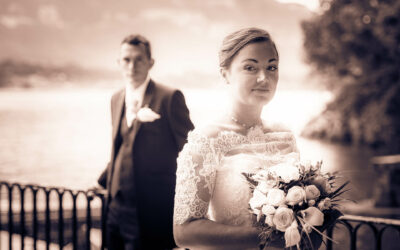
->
xmin=289 ymin=132 xmax=299 ymax=154
xmin=174 ymin=130 xmax=218 ymax=224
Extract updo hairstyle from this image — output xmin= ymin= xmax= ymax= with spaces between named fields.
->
xmin=219 ymin=27 xmax=278 ymax=69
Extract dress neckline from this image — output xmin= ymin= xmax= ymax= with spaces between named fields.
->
xmin=218 ymin=124 xmax=266 ymax=137
xmin=191 ymin=123 xmax=293 ymax=145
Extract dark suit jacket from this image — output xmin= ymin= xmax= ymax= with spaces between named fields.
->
xmin=98 ymin=80 xmax=194 ymax=248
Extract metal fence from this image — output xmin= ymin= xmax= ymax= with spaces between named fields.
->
xmin=1 ymin=181 xmax=400 ymax=250
xmin=0 ymin=181 xmax=106 ymax=250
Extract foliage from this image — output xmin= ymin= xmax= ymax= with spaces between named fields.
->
xmin=301 ymin=0 xmax=400 ymax=151
xmin=302 ymin=0 xmax=400 ymax=90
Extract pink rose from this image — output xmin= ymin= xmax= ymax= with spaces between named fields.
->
xmin=318 ymin=198 xmax=332 ymax=211
xmin=305 ymin=185 xmax=321 ymax=200
xmin=286 ymin=186 xmax=306 ymax=206
xmin=308 ymin=199 xmax=316 ymax=206
xmin=273 ymin=207 xmax=294 ymax=232
xmin=311 ymin=176 xmax=331 ymax=194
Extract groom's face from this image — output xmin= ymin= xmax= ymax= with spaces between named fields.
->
xmin=118 ymin=43 xmax=154 ymax=88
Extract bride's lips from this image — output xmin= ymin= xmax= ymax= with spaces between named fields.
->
xmin=252 ymin=88 xmax=270 ymax=92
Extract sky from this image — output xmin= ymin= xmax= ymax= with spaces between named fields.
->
xmin=0 ymin=0 xmax=319 ymax=88
xmin=276 ymin=0 xmax=320 ymax=12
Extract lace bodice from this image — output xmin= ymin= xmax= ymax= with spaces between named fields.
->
xmin=174 ymin=125 xmax=299 ymax=226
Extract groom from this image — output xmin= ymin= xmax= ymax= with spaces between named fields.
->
xmin=97 ymin=34 xmax=194 ymax=249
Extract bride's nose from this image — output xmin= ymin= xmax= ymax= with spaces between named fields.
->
xmin=256 ymin=70 xmax=268 ymax=84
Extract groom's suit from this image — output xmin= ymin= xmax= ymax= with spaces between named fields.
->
xmin=98 ymin=80 xmax=194 ymax=249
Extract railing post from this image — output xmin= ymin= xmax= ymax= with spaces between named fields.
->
xmin=326 ymin=223 xmax=334 ymax=250
xmin=32 ymin=186 xmax=38 ymax=250
xmin=45 ymin=188 xmax=51 ymax=250
xmin=58 ymin=190 xmax=65 ymax=249
xmin=86 ymin=193 xmax=93 ymax=250
xmin=1 ymin=182 xmax=108 ymax=250
xmin=0 ymin=183 xmax=2 ymax=247
xmin=20 ymin=185 xmax=26 ymax=250
xmin=72 ymin=191 xmax=78 ymax=250
xmin=8 ymin=184 xmax=13 ymax=250
xmin=376 ymin=229 xmax=382 ymax=250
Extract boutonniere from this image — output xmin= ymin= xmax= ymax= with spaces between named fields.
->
xmin=136 ymin=106 xmax=161 ymax=122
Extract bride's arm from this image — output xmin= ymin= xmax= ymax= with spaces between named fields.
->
xmin=173 ymin=130 xmax=283 ymax=249
xmin=174 ymin=219 xmax=260 ymax=249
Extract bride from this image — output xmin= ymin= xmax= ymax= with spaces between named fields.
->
xmin=173 ymin=28 xmax=302 ymax=250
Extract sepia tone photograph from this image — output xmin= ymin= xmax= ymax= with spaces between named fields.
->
xmin=0 ymin=0 xmax=399 ymax=249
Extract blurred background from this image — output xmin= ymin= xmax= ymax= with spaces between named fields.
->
xmin=0 ymin=0 xmax=399 ymax=210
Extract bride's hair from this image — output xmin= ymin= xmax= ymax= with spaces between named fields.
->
xmin=219 ymin=27 xmax=278 ymax=69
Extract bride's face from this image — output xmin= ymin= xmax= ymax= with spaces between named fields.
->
xmin=222 ymin=41 xmax=279 ymax=107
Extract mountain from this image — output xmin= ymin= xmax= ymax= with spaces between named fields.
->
xmin=0 ymin=59 xmax=119 ymax=88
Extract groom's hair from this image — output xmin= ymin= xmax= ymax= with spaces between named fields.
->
xmin=219 ymin=27 xmax=278 ymax=69
xmin=121 ymin=34 xmax=152 ymax=59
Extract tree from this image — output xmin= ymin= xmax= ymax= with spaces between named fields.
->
xmin=301 ymin=0 xmax=400 ymax=152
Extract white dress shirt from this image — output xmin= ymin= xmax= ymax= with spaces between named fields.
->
xmin=125 ymin=76 xmax=150 ymax=127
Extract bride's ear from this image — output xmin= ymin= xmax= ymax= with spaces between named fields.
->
xmin=220 ymin=68 xmax=229 ymax=84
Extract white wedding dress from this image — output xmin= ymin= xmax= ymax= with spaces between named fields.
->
xmin=174 ymin=125 xmax=299 ymax=250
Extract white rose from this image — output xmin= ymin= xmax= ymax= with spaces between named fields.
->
xmin=272 ymin=207 xmax=294 ymax=232
xmin=253 ymin=169 xmax=269 ymax=179
xmin=286 ymin=186 xmax=306 ymax=206
xmin=266 ymin=188 xmax=286 ymax=207
xmin=265 ymin=214 xmax=275 ymax=227
xmin=256 ymin=182 xmax=270 ymax=194
xmin=269 ymin=163 xmax=300 ymax=183
xmin=262 ymin=204 xmax=276 ymax=215
xmin=301 ymin=207 xmax=324 ymax=226
xmin=284 ymin=220 xmax=301 ymax=247
xmin=249 ymin=189 xmax=267 ymax=210
xmin=305 ymin=185 xmax=321 ymax=200
xmin=136 ymin=107 xmax=161 ymax=122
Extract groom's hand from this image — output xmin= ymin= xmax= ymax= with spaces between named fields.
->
xmin=87 ymin=184 xmax=107 ymax=195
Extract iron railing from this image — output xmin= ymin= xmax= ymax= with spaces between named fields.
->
xmin=326 ymin=214 xmax=400 ymax=250
xmin=1 ymin=181 xmax=400 ymax=250
xmin=0 ymin=181 xmax=106 ymax=250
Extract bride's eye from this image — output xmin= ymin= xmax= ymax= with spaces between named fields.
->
xmin=267 ymin=65 xmax=278 ymax=71
xmin=244 ymin=65 xmax=257 ymax=72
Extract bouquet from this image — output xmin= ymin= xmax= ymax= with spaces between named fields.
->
xmin=243 ymin=160 xmax=348 ymax=249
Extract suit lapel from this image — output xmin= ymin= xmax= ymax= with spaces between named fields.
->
xmin=131 ymin=80 xmax=156 ymax=142
xmin=112 ymin=89 xmax=125 ymax=142
xmin=107 ymin=89 xmax=125 ymax=193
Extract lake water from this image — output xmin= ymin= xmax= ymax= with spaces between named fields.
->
xmin=0 ymin=87 xmax=376 ymax=201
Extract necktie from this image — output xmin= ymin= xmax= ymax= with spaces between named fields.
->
xmin=126 ymin=99 xmax=139 ymax=127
